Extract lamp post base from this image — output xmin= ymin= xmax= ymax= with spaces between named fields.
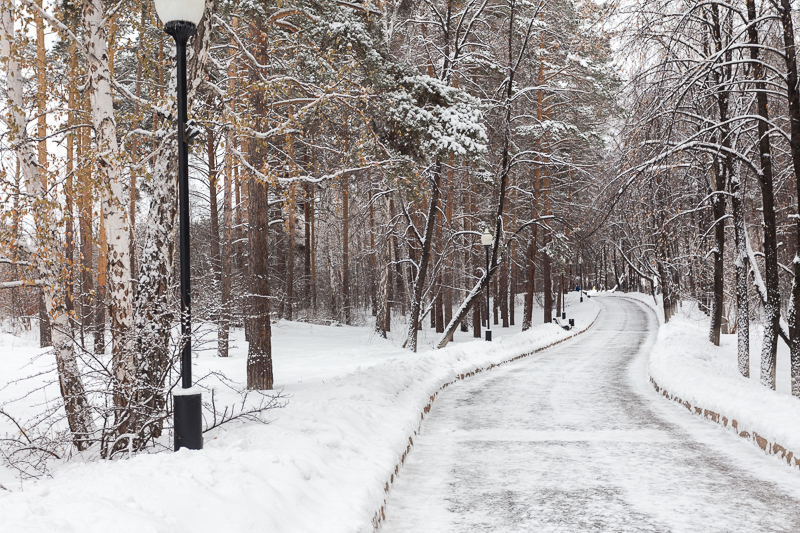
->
xmin=173 ymin=391 xmax=203 ymax=451
xmin=485 ymin=330 xmax=492 ymax=342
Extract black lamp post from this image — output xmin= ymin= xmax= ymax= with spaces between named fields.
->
xmin=155 ymin=0 xmax=205 ymax=452
xmin=481 ymin=229 xmax=493 ymax=341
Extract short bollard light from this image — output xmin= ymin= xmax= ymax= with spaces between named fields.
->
xmin=154 ymin=0 xmax=206 ymax=452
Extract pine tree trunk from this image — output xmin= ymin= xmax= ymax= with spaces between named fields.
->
xmin=286 ymin=187 xmax=295 ymax=321
xmin=556 ymin=273 xmax=562 ymax=318
xmin=208 ymin=128 xmax=221 ymax=286
xmin=304 ymin=182 xmax=313 ymax=307
xmin=219 ymin=129 xmax=233 ymax=357
xmin=247 ymin=178 xmax=273 ymax=390
xmin=509 ymin=242 xmax=515 ymax=326
xmin=370 ymin=193 xmax=377 ymax=317
xmin=523 ymin=225 xmax=537 ymax=331
xmin=35 ymin=0 xmax=51 ymax=348
xmin=342 ymin=174 xmax=351 ymax=324
xmin=78 ymin=112 xmax=93 ymax=348
xmin=543 ymin=242 xmax=552 ymax=324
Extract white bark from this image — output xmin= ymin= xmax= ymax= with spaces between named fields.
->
xmin=82 ymin=0 xmax=134 ymax=425
xmin=2 ymin=0 xmax=94 ymax=448
xmin=133 ymin=0 xmax=217 ymax=443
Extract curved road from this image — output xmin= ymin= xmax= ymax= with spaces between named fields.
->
xmin=382 ymin=297 xmax=800 ymax=532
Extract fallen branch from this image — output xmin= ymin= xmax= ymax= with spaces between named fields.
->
xmin=0 ymin=280 xmax=46 ymax=290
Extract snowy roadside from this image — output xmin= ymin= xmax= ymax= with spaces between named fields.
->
xmin=611 ymin=292 xmax=800 ymax=469
xmin=0 ymin=296 xmax=599 ymax=533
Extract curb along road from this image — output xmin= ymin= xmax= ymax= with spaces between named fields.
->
xmin=370 ymin=308 xmax=602 ymax=530
xmin=619 ymin=293 xmax=800 ymax=475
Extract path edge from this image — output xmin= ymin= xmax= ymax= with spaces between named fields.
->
xmin=614 ymin=293 xmax=800 ymax=474
xmin=370 ymin=309 xmax=601 ymax=530
xmin=648 ymin=378 xmax=800 ymax=471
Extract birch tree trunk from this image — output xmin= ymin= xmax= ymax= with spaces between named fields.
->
xmin=404 ymin=165 xmax=442 ymax=352
xmin=82 ymin=0 xmax=135 ymax=443
xmin=731 ymin=170 xmax=750 ymax=377
xmin=133 ymin=0 xmax=216 ymax=443
xmin=2 ymin=0 xmax=94 ymax=449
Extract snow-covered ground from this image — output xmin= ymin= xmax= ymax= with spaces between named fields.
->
xmin=614 ymin=291 xmax=800 ymax=462
xmin=0 ymin=294 xmax=598 ymax=532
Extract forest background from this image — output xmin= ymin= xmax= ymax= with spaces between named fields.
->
xmin=9 ymin=0 xmax=799 ymax=473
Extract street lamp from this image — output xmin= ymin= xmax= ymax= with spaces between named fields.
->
xmin=154 ymin=0 xmax=205 ymax=452
xmin=578 ymin=256 xmax=583 ymax=303
xmin=481 ymin=229 xmax=493 ymax=341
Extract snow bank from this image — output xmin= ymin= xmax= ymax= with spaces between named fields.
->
xmin=0 ymin=299 xmax=599 ymax=533
xmin=615 ymin=292 xmax=800 ymax=468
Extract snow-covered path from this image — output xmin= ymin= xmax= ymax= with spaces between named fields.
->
xmin=381 ymin=297 xmax=800 ymax=532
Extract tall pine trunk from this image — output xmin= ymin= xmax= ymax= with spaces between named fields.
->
xmin=247 ymin=178 xmax=273 ymax=390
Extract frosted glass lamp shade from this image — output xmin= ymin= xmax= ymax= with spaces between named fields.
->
xmin=481 ymin=229 xmax=493 ymax=246
xmin=154 ymin=0 xmax=205 ymax=26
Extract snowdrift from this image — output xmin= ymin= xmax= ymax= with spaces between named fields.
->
xmin=0 ymin=299 xmax=599 ymax=533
